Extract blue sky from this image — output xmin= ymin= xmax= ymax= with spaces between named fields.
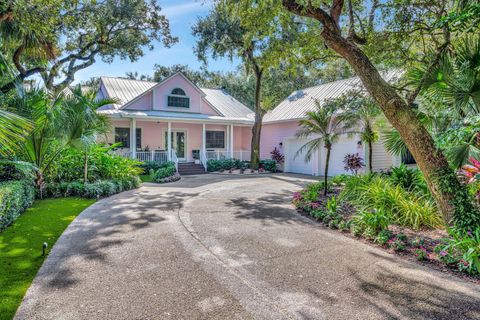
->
xmin=74 ymin=0 xmax=240 ymax=83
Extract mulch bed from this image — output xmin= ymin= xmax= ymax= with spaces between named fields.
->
xmin=296 ymin=189 xmax=480 ymax=285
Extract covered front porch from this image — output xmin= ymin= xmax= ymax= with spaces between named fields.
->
xmin=110 ymin=118 xmax=252 ymax=170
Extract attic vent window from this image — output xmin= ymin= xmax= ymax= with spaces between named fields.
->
xmin=168 ymin=88 xmax=189 ymax=108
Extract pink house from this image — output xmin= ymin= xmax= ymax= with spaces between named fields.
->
xmin=98 ymin=73 xmax=254 ymax=173
xmin=98 ymin=71 xmax=406 ymax=176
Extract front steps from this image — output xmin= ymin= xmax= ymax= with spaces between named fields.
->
xmin=178 ymin=162 xmax=207 ymax=175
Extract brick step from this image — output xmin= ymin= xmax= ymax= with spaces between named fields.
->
xmin=177 ymin=163 xmax=207 ymax=175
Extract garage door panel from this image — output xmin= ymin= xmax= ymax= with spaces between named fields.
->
xmin=284 ymin=138 xmax=314 ymax=175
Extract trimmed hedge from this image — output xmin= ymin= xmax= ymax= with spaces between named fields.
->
xmin=0 ymin=180 xmax=36 ymax=230
xmin=43 ymin=176 xmax=141 ymax=199
xmin=260 ymin=159 xmax=277 ymax=172
xmin=152 ymin=163 xmax=178 ymax=183
xmin=206 ymin=159 xmax=244 ymax=172
xmin=138 ymin=161 xmax=176 ymax=175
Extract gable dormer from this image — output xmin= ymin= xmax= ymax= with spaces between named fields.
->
xmin=122 ymin=73 xmax=220 ymax=116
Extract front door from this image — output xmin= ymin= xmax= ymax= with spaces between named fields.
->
xmin=165 ymin=130 xmax=187 ymax=161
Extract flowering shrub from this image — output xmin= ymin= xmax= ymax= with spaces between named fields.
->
xmin=436 ymin=227 xmax=480 ymax=275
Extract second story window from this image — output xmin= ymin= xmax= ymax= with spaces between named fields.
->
xmin=168 ymin=88 xmax=189 ymax=108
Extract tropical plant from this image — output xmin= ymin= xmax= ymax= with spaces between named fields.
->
xmin=295 ymin=97 xmax=354 ymax=195
xmin=270 ymin=147 xmax=285 ymax=164
xmin=343 ymin=95 xmax=382 ymax=172
xmin=343 ymin=153 xmax=365 ymax=175
xmin=389 ymin=164 xmax=427 ymax=194
xmin=439 ymin=227 xmax=480 ymax=275
xmin=10 ymin=87 xmax=115 ymax=183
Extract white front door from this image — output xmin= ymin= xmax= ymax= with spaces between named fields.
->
xmin=165 ymin=130 xmax=187 ymax=161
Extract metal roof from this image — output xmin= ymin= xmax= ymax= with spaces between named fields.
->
xmin=200 ymin=88 xmax=254 ymax=119
xmin=99 ymin=77 xmax=157 ymax=110
xmin=97 ymin=76 xmax=254 ymax=121
xmin=263 ymin=70 xmax=403 ymax=123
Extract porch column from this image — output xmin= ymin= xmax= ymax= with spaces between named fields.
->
xmin=130 ymin=118 xmax=136 ymax=159
xmin=167 ymin=121 xmax=172 ymax=161
xmin=230 ymin=124 xmax=234 ymax=158
xmin=202 ymin=123 xmax=206 ymax=157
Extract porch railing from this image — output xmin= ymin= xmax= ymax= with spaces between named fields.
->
xmin=119 ymin=150 xmax=169 ymax=164
xmin=171 ymin=149 xmax=178 ymax=171
xmin=205 ymin=150 xmax=251 ymax=161
xmin=200 ymin=150 xmax=208 ymax=172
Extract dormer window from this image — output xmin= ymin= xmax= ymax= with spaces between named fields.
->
xmin=168 ymin=88 xmax=189 ymax=108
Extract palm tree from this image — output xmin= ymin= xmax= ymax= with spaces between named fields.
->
xmin=62 ymin=86 xmax=114 ymax=182
xmin=0 ymin=52 xmax=32 ymax=157
xmin=343 ymin=96 xmax=382 ymax=172
xmin=295 ymin=98 xmax=353 ymax=195
xmin=12 ymin=86 xmax=115 ymax=183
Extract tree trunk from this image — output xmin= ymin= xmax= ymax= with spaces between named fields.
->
xmin=319 ymin=29 xmax=476 ymax=227
xmin=324 ymin=145 xmax=331 ymax=196
xmin=83 ymin=152 xmax=88 ymax=183
xmin=368 ymin=140 xmax=373 ymax=173
xmin=250 ymin=68 xmax=264 ymax=170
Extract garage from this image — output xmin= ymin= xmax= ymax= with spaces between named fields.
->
xmin=283 ymin=137 xmax=316 ymax=175
xmin=327 ymin=135 xmax=363 ymax=176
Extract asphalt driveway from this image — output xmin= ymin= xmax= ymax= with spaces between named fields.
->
xmin=15 ymin=174 xmax=480 ymax=320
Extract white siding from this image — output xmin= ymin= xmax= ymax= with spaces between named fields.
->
xmin=370 ymin=140 xmax=394 ymax=172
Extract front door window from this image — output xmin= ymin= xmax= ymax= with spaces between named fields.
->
xmin=165 ymin=131 xmax=186 ymax=160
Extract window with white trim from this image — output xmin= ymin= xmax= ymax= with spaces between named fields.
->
xmin=168 ymin=88 xmax=189 ymax=108
xmin=114 ymin=128 xmax=141 ymax=149
xmin=206 ymin=131 xmax=225 ymax=149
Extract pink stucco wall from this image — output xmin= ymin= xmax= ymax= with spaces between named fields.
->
xmin=260 ymin=121 xmax=300 ymax=159
xmin=126 ymin=74 xmax=220 ymax=116
xmin=108 ymin=120 xmax=252 ymax=162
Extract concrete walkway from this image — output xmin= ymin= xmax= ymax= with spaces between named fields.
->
xmin=16 ymin=174 xmax=480 ymax=320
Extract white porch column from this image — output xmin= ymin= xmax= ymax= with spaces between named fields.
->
xmin=130 ymin=118 xmax=136 ymax=159
xmin=167 ymin=122 xmax=172 ymax=161
xmin=230 ymin=124 xmax=234 ymax=158
xmin=202 ymin=123 xmax=206 ymax=157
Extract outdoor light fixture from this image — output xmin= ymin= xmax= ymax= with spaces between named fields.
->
xmin=357 ymin=141 xmax=362 ymax=146
xmin=42 ymin=242 xmax=48 ymax=256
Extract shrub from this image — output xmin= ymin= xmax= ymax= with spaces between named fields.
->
xmin=389 ymin=164 xmax=427 ymax=194
xmin=156 ymin=173 xmax=181 ymax=184
xmin=0 ymin=161 xmax=37 ymax=182
xmin=375 ymin=229 xmax=393 ymax=245
xmin=415 ymin=248 xmax=428 ymax=261
xmin=206 ymin=159 xmax=242 ymax=172
xmin=260 ymin=159 xmax=277 ymax=172
xmin=0 ymin=180 xmax=36 ymax=230
xmin=340 ymin=175 xmax=442 ymax=229
xmin=43 ymin=176 xmax=140 ymax=199
xmin=138 ymin=161 xmax=175 ymax=175
xmin=270 ymin=147 xmax=284 ymax=164
xmin=343 ymin=153 xmax=364 ymax=174
xmin=438 ymin=227 xmax=480 ymax=275
xmin=352 ymin=209 xmax=390 ymax=239
xmin=331 ymin=174 xmax=351 ymax=185
xmin=45 ymin=145 xmax=142 ymax=183
xmin=153 ymin=163 xmax=176 ymax=182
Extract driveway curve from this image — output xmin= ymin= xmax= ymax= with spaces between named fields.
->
xmin=16 ymin=174 xmax=480 ymax=320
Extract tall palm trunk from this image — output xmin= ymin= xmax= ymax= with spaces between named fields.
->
xmin=83 ymin=152 xmax=88 ymax=183
xmin=324 ymin=145 xmax=331 ymax=196
xmin=368 ymin=140 xmax=373 ymax=172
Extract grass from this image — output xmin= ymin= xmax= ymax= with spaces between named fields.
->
xmin=0 ymin=197 xmax=95 ymax=320
xmin=139 ymin=174 xmax=153 ymax=183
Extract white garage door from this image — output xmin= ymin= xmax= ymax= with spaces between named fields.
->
xmin=284 ymin=138 xmax=315 ymax=175
xmin=327 ymin=135 xmax=362 ymax=176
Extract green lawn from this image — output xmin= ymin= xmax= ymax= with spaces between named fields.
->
xmin=139 ymin=174 xmax=154 ymax=183
xmin=0 ymin=198 xmax=95 ymax=320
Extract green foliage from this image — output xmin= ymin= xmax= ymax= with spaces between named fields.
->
xmin=375 ymin=229 xmax=393 ymax=245
xmin=433 ymin=167 xmax=479 ymax=230
xmin=389 ymin=164 xmax=428 ymax=194
xmin=0 ymin=180 xmax=36 ymax=230
xmin=326 ymin=196 xmax=337 ymax=215
xmin=439 ymin=227 xmax=480 ymax=275
xmin=46 ymin=145 xmax=142 ymax=183
xmin=259 ymin=159 xmax=277 ymax=172
xmin=43 ymin=177 xmax=140 ymax=199
xmin=0 ymin=160 xmax=36 ymax=182
xmin=152 ymin=163 xmax=177 ymax=183
xmin=0 ymin=197 xmax=94 ymax=320
xmin=206 ymin=159 xmax=243 ymax=172
xmin=341 ymin=174 xmax=442 ymax=229
xmin=331 ymin=174 xmax=350 ymax=185
xmin=138 ymin=161 xmax=175 ymax=175
xmin=352 ymin=209 xmax=390 ymax=240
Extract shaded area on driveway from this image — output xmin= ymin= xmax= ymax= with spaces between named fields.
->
xmin=16 ymin=174 xmax=480 ymax=320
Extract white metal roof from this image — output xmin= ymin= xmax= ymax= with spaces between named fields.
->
xmin=97 ymin=75 xmax=254 ymax=121
xmin=263 ymin=70 xmax=403 ymax=123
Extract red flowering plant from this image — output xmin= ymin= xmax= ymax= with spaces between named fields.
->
xmin=270 ymin=147 xmax=285 ymax=164
xmin=460 ymin=157 xmax=480 ymax=203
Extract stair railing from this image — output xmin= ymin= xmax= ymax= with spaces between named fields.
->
xmin=200 ymin=150 xmax=208 ymax=172
xmin=171 ymin=149 xmax=179 ymax=172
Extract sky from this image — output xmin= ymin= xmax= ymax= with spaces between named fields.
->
xmin=74 ymin=0 xmax=240 ymax=83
